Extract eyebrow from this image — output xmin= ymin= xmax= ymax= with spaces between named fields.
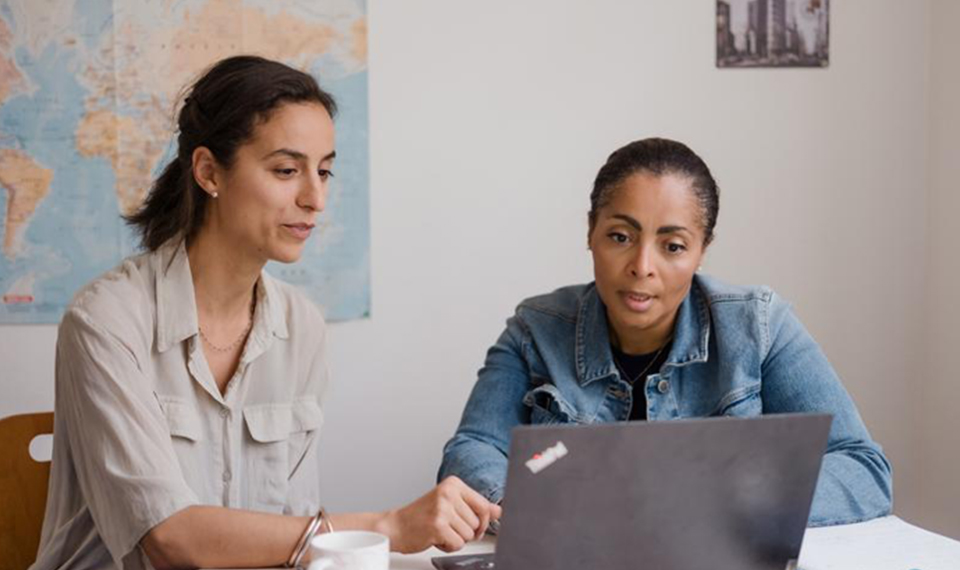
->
xmin=610 ymin=214 xmax=691 ymax=235
xmin=261 ymin=148 xmax=337 ymax=162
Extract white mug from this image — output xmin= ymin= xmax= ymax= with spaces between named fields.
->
xmin=307 ymin=530 xmax=390 ymax=570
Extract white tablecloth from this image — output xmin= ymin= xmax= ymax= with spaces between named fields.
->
xmin=389 ymin=516 xmax=960 ymax=570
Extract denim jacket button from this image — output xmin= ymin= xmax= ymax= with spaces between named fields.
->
xmin=657 ymin=379 xmax=670 ymax=394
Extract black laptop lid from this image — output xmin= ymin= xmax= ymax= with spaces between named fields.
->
xmin=495 ymin=414 xmax=831 ymax=570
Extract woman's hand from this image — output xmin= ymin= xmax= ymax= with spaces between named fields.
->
xmin=377 ymin=476 xmax=502 ymax=554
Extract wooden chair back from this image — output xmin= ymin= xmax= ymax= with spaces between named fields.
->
xmin=0 ymin=412 xmax=54 ymax=570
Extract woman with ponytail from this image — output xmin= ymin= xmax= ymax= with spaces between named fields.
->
xmin=33 ymin=56 xmax=499 ymax=570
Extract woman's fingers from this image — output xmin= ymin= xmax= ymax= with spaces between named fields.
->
xmin=437 ymin=525 xmax=466 ymax=553
xmin=453 ymin=494 xmax=482 ymax=533
xmin=402 ymin=477 xmax=503 ymax=553
xmin=473 ymin=505 xmax=490 ymax=540
xmin=448 ymin=510 xmax=477 ymax=543
xmin=458 ymin=483 xmax=500 ymax=538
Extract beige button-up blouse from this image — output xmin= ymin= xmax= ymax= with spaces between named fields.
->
xmin=31 ymin=241 xmax=329 ymax=570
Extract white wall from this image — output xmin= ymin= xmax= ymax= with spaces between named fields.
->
xmin=920 ymin=0 xmax=960 ymax=540
xmin=0 ymin=0 xmax=949 ymax=535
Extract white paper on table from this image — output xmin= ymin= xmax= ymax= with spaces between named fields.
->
xmin=798 ymin=516 xmax=960 ymax=570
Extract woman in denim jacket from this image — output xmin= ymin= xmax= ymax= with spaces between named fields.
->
xmin=439 ymin=138 xmax=892 ymax=527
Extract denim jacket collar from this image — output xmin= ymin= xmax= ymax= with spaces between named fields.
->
xmin=668 ymin=278 xmax=712 ymax=369
xmin=575 ymin=279 xmax=712 ymax=388
xmin=574 ymin=284 xmax=617 ymax=386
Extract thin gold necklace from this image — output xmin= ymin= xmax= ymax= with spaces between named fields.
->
xmin=613 ymin=338 xmax=671 ymax=385
xmin=199 ymin=290 xmax=256 ymax=353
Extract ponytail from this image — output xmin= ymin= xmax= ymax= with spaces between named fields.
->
xmin=124 ymin=155 xmax=206 ymax=251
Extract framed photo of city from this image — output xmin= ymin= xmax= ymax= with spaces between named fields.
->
xmin=717 ymin=0 xmax=829 ymax=68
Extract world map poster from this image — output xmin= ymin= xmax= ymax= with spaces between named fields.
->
xmin=0 ymin=0 xmax=370 ymax=323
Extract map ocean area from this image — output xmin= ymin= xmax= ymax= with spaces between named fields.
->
xmin=0 ymin=0 xmax=370 ymax=323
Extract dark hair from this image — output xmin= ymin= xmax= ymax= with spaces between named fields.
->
xmin=126 ymin=55 xmax=338 ymax=251
xmin=588 ymin=138 xmax=720 ymax=246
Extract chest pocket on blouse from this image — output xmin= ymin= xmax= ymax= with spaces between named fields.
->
xmin=523 ymin=383 xmax=579 ymax=425
xmin=155 ymin=395 xmax=207 ymax=497
xmin=157 ymin=397 xmax=204 ymax=442
xmin=243 ymin=400 xmax=324 ymax=512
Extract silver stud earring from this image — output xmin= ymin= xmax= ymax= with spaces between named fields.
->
xmin=211 ymin=191 xmax=219 ymax=199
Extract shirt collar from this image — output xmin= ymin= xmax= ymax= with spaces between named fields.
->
xmin=243 ymin=270 xmax=290 ymax=362
xmin=155 ymin=241 xmax=198 ymax=353
xmin=258 ymin=274 xmax=289 ymax=340
xmin=154 ymin=240 xmax=290 ymax=353
xmin=575 ymin=278 xmax=711 ymax=387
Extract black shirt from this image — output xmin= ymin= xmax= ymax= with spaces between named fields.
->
xmin=611 ymin=341 xmax=672 ymax=421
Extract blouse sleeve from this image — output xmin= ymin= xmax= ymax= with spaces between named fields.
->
xmin=55 ymin=308 xmax=199 ymax=564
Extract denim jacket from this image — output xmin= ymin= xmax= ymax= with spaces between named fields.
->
xmin=439 ymin=275 xmax=893 ymax=526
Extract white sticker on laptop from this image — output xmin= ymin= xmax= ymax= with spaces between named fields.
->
xmin=525 ymin=441 xmax=568 ymax=474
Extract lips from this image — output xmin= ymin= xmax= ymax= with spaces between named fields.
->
xmin=283 ymin=222 xmax=315 ymax=240
xmin=620 ymin=291 xmax=656 ymax=313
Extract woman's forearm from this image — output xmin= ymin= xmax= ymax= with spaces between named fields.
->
xmin=141 ymin=506 xmax=310 ymax=569
xmin=140 ymin=480 xmax=498 ymax=567
xmin=141 ymin=506 xmax=398 ymax=569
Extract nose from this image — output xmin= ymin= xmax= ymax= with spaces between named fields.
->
xmin=628 ymin=243 xmax=655 ymax=279
xmin=297 ymin=172 xmax=327 ymax=212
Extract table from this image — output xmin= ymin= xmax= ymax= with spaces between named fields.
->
xmin=799 ymin=516 xmax=960 ymax=569
xmin=390 ymin=516 xmax=960 ymax=570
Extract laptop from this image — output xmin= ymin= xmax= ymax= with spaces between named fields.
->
xmin=433 ymin=414 xmax=831 ymax=570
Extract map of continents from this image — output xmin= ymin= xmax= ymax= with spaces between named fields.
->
xmin=0 ymin=0 xmax=369 ymax=323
